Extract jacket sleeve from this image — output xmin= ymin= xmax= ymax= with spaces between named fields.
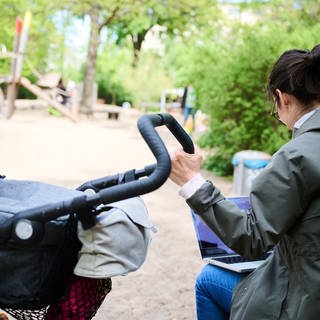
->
xmin=187 ymin=147 xmax=311 ymax=258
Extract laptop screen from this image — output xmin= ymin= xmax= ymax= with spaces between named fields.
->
xmin=191 ymin=197 xmax=251 ymax=256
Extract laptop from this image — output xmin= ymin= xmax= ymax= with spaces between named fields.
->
xmin=191 ymin=196 xmax=271 ymax=273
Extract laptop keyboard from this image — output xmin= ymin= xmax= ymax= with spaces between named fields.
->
xmin=214 ymin=252 xmax=270 ymax=264
xmin=214 ymin=256 xmax=251 ymax=263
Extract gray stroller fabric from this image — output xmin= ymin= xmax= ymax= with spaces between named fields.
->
xmin=0 ymin=178 xmax=154 ymax=310
xmin=0 ymin=178 xmax=83 ymax=226
xmin=0 ymin=179 xmax=82 ymax=309
xmin=74 ymin=197 xmax=154 ymax=278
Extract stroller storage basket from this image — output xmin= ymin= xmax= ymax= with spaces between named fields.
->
xmin=0 ymin=113 xmax=194 ymax=320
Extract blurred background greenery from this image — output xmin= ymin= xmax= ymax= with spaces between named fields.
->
xmin=1 ymin=0 xmax=319 ymax=175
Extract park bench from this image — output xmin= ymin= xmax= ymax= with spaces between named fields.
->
xmin=93 ymin=104 xmax=121 ymax=120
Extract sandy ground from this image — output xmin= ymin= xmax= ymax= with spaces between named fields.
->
xmin=0 ymin=107 xmax=234 ymax=320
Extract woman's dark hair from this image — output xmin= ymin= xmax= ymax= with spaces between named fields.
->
xmin=267 ymin=44 xmax=320 ymax=108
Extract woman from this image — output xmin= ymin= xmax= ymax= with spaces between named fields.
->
xmin=170 ymin=44 xmax=320 ymax=319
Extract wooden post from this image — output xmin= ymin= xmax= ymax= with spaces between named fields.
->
xmin=15 ymin=12 xmax=31 ymax=80
xmin=5 ymin=17 xmax=22 ymax=119
xmin=6 ymin=12 xmax=31 ymax=119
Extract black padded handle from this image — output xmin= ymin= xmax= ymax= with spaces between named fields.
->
xmin=85 ymin=113 xmax=194 ymax=205
xmin=144 ymin=113 xmax=194 ymax=154
xmin=77 ymin=113 xmax=194 ymax=194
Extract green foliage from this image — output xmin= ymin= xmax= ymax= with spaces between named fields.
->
xmin=121 ymin=52 xmax=173 ymax=104
xmin=168 ymin=17 xmax=320 ymax=175
xmin=97 ymin=77 xmax=133 ymax=105
xmin=96 ymin=43 xmax=172 ymax=105
xmin=203 ymin=152 xmax=234 ymax=176
xmin=47 ymin=106 xmax=62 ymax=116
xmin=96 ymin=46 xmax=133 ymax=104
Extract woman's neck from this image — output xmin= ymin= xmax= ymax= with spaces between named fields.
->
xmin=289 ymin=101 xmax=320 ymax=129
xmin=293 ymin=107 xmax=320 ymax=129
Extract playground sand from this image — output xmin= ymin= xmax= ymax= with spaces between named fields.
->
xmin=0 ymin=107 xmax=234 ymax=320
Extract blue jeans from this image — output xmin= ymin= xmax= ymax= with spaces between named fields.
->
xmin=195 ymin=264 xmax=246 ymax=320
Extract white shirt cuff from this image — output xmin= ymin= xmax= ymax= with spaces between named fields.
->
xmin=178 ymin=173 xmax=206 ymax=200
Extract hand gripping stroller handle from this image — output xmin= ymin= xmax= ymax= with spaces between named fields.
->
xmin=85 ymin=113 xmax=194 ymax=205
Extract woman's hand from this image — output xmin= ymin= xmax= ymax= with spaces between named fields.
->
xmin=169 ymin=145 xmax=203 ymax=186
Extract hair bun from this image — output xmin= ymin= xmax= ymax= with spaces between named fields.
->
xmin=307 ymin=44 xmax=320 ymax=66
xmin=268 ymin=44 xmax=320 ymax=106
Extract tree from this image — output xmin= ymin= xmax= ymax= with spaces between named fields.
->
xmin=59 ymin=0 xmax=215 ymax=114
xmin=57 ymin=0 xmax=147 ymax=115
xmin=111 ymin=0 xmax=216 ymax=68
xmin=166 ymin=0 xmax=320 ymax=175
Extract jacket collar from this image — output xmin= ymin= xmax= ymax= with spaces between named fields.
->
xmin=293 ymin=109 xmax=320 ymax=138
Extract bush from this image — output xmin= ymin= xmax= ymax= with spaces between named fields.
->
xmin=96 ymin=47 xmax=134 ymax=105
xmin=188 ymin=22 xmax=320 ymax=175
xmin=96 ymin=45 xmax=173 ymax=106
xmin=97 ymin=72 xmax=133 ymax=105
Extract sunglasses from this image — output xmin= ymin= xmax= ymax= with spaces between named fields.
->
xmin=270 ymin=95 xmax=280 ymax=121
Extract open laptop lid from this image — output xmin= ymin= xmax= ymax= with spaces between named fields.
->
xmin=191 ymin=197 xmax=251 ymax=259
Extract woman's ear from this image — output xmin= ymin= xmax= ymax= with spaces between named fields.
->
xmin=276 ymin=89 xmax=290 ymax=109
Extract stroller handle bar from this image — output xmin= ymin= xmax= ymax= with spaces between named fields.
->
xmin=0 ymin=113 xmax=194 ymax=241
xmin=77 ymin=113 xmax=194 ymax=192
xmin=85 ymin=113 xmax=194 ymax=206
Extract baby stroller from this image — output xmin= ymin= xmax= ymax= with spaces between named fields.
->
xmin=0 ymin=113 xmax=194 ymax=320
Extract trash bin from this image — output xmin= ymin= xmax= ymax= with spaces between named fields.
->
xmin=232 ymin=150 xmax=271 ymax=196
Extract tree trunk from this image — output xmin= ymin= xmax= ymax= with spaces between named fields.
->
xmin=131 ymin=30 xmax=148 ymax=68
xmin=80 ymin=5 xmax=100 ymax=115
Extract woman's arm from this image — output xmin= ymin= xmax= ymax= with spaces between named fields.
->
xmin=170 ymin=145 xmax=309 ymax=258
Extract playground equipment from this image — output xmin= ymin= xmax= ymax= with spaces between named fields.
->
xmin=0 ymin=12 xmax=78 ymax=122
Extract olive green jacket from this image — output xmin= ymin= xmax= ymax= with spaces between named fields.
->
xmin=187 ymin=110 xmax=320 ymax=319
